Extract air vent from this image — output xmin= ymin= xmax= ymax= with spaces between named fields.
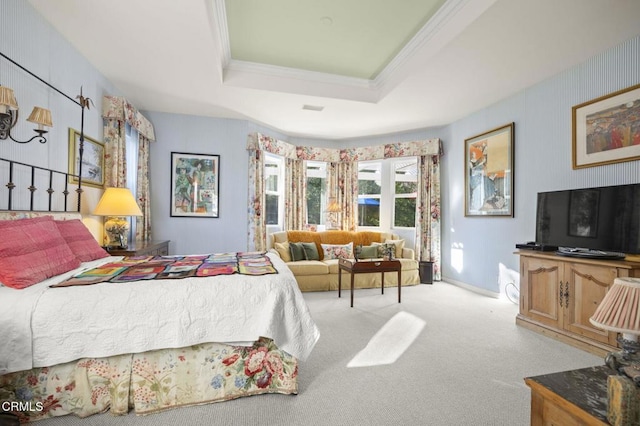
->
xmin=302 ymin=105 xmax=324 ymax=112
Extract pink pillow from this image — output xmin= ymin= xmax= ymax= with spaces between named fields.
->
xmin=0 ymin=216 xmax=81 ymax=289
xmin=55 ymin=219 xmax=109 ymax=263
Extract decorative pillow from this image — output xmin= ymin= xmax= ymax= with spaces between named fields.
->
xmin=321 ymin=242 xmax=353 ymax=260
xmin=372 ymin=242 xmax=397 ymax=259
xmin=55 ymin=219 xmax=109 ymax=262
xmin=301 ymin=242 xmax=320 ymax=261
xmin=358 ymin=244 xmax=379 ymax=259
xmin=289 ymin=242 xmax=307 ymax=262
xmin=274 ymin=241 xmax=292 ymax=262
xmin=385 ymin=239 xmax=406 ymax=258
xmin=0 ymin=216 xmax=81 ymax=289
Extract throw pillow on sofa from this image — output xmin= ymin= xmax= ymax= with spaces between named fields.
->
xmin=274 ymin=242 xmax=292 ymax=262
xmin=301 ymin=242 xmax=320 ymax=260
xmin=372 ymin=242 xmax=397 ymax=259
xmin=289 ymin=242 xmax=307 ymax=261
xmin=321 ymin=242 xmax=353 ymax=260
xmin=385 ymin=239 xmax=405 ymax=258
xmin=357 ymin=244 xmax=378 ymax=259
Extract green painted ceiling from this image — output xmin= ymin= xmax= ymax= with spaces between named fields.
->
xmin=225 ymin=0 xmax=447 ymax=80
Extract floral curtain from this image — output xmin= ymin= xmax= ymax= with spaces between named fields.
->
xmin=285 ymin=158 xmax=307 ymax=231
xmin=415 ymin=154 xmax=442 ymax=280
xmin=102 ymin=96 xmax=155 ymax=243
xmin=247 ymin=148 xmax=266 ymax=251
xmin=135 ymin=135 xmax=151 ymax=241
xmin=247 ymin=133 xmax=443 ymax=278
xmin=327 ymin=161 xmax=358 ymax=231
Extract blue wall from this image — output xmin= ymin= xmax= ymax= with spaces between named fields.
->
xmin=4 ymin=0 xmax=639 ymax=293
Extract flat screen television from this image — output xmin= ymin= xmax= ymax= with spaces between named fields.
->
xmin=535 ymin=183 xmax=640 ymax=258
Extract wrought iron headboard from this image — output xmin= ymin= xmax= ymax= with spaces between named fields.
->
xmin=0 ymin=157 xmax=82 ymax=213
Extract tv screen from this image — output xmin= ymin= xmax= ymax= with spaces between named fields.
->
xmin=536 ymin=183 xmax=640 ymax=255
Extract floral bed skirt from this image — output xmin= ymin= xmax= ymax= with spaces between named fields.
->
xmin=0 ymin=337 xmax=298 ymax=423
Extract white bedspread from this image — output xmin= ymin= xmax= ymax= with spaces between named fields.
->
xmin=0 ymin=253 xmax=319 ymax=375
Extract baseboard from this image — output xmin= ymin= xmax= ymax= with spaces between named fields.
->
xmin=440 ymin=276 xmax=501 ymax=299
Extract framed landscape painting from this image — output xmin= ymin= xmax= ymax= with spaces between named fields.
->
xmin=170 ymin=152 xmax=220 ymax=218
xmin=68 ymin=128 xmax=104 ymax=188
xmin=573 ymin=83 xmax=640 ymax=169
xmin=464 ymin=123 xmax=514 ymax=217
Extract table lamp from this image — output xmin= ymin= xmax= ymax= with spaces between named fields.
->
xmin=325 ymin=197 xmax=342 ymax=230
xmin=589 ymin=277 xmax=640 ymax=372
xmin=93 ymin=187 xmax=143 ymax=249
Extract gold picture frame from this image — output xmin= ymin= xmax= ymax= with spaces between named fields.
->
xmin=464 ymin=123 xmax=514 ymax=217
xmin=68 ymin=128 xmax=105 ymax=188
xmin=572 ymin=83 xmax=640 ymax=169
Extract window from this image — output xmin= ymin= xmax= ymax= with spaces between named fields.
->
xmin=358 ymin=161 xmax=381 ymax=227
xmin=306 ymin=161 xmax=327 ymax=225
xmin=264 ymin=153 xmax=283 ymax=225
xmin=393 ymin=158 xmax=418 ymax=228
xmin=125 ymin=123 xmax=139 ymax=240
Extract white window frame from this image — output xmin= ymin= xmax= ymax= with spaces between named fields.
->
xmin=306 ymin=160 xmax=327 ymax=226
xmin=264 ymin=153 xmax=284 ymax=226
xmin=392 ymin=157 xmax=418 ymax=229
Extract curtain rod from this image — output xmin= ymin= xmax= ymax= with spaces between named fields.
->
xmin=0 ymin=51 xmax=81 ymax=107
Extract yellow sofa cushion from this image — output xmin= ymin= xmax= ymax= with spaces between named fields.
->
xmin=274 ymin=241 xmax=291 ymax=262
xmin=286 ymin=230 xmax=385 ymax=260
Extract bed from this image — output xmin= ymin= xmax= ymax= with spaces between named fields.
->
xmin=0 ymin=210 xmax=320 ymax=423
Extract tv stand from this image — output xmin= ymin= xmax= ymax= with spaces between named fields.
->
xmin=556 ymin=247 xmax=626 ymax=260
xmin=516 ymin=250 xmax=640 ymax=356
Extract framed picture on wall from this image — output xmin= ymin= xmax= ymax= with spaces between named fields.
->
xmin=68 ymin=128 xmax=104 ymax=188
xmin=572 ymin=83 xmax=640 ymax=169
xmin=170 ymin=152 xmax=220 ymax=218
xmin=464 ymin=122 xmax=514 ymax=217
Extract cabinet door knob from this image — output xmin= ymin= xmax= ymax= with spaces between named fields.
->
xmin=559 ymin=281 xmax=564 ymax=308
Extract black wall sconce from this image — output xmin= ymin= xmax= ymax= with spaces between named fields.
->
xmin=0 ymin=85 xmax=53 ymax=144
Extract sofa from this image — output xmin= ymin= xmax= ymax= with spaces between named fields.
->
xmin=268 ymin=230 xmax=420 ymax=292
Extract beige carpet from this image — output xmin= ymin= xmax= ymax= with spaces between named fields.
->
xmin=38 ymin=282 xmax=602 ymax=425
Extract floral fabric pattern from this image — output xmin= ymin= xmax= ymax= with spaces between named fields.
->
xmin=0 ymin=338 xmax=297 ymax=422
xmin=321 ymin=242 xmax=354 ymax=260
xmin=247 ymin=132 xmax=442 ymax=280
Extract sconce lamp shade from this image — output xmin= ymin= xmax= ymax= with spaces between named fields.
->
xmin=26 ymin=107 xmax=53 ymax=129
xmin=93 ymin=187 xmax=143 ymax=217
xmin=590 ymin=277 xmax=640 ymax=373
xmin=0 ymin=86 xmax=18 ymax=112
xmin=590 ymin=277 xmax=640 ymax=334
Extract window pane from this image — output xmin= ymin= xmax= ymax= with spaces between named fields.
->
xmin=358 ymin=198 xmax=380 ymax=226
xmin=265 ymin=194 xmax=279 ymax=225
xmin=395 ymin=181 xmax=417 ymax=194
xmin=307 ymin=177 xmax=324 ymax=224
xmin=266 ymin=175 xmax=278 ymax=192
xmin=394 ymin=198 xmax=416 ymax=227
xmin=358 ymin=179 xmax=381 ymax=195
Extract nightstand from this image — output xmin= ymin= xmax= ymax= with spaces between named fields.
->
xmin=105 ymin=240 xmax=169 ymax=257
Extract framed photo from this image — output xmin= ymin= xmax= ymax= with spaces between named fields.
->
xmin=68 ymin=128 xmax=104 ymax=188
xmin=568 ymin=189 xmax=599 ymax=238
xmin=464 ymin=123 xmax=514 ymax=217
xmin=572 ymin=83 xmax=640 ymax=169
xmin=170 ymin=152 xmax=220 ymax=218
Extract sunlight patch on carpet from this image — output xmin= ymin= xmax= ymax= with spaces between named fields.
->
xmin=347 ymin=311 xmax=425 ymax=368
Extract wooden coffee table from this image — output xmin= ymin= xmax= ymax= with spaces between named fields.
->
xmin=338 ymin=258 xmax=402 ymax=307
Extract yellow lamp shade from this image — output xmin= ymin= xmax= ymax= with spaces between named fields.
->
xmin=93 ymin=187 xmax=143 ymax=217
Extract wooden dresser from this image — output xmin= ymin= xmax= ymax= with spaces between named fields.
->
xmin=516 ymin=251 xmax=640 ymax=356
xmin=105 ymin=240 xmax=169 ymax=257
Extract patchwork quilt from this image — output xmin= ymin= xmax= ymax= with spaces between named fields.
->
xmin=52 ymin=252 xmax=277 ymax=287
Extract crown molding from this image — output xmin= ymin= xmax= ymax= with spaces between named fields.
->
xmin=210 ymin=0 xmax=493 ymax=101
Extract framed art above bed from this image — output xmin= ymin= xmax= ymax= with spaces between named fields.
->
xmin=170 ymin=152 xmax=220 ymax=218
xmin=68 ymin=128 xmax=104 ymax=188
